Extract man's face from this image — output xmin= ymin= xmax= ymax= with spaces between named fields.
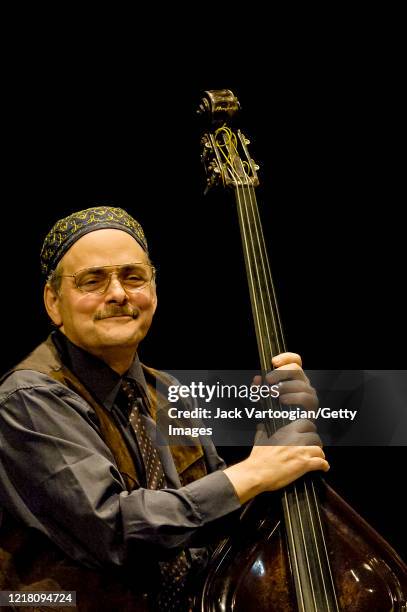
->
xmin=45 ymin=229 xmax=157 ymax=355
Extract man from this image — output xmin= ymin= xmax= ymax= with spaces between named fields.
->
xmin=0 ymin=206 xmax=327 ymax=611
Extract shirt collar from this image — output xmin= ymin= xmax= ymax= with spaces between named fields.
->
xmin=51 ymin=329 xmax=149 ymax=411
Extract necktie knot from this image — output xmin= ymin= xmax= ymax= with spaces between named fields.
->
xmin=121 ymin=378 xmax=137 ymax=403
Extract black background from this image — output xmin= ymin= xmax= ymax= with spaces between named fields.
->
xmin=1 ymin=32 xmax=405 ymax=561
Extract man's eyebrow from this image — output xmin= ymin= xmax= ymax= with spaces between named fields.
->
xmin=122 ymin=262 xmax=150 ymax=268
xmin=80 ymin=266 xmax=106 ymax=273
xmin=77 ymin=262 xmax=151 ymax=273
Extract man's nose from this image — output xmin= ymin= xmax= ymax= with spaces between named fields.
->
xmin=104 ymin=274 xmax=128 ymax=301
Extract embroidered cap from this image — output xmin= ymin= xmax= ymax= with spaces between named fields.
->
xmin=40 ymin=206 xmax=148 ymax=278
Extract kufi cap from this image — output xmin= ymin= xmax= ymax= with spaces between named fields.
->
xmin=40 ymin=206 xmax=148 ymax=278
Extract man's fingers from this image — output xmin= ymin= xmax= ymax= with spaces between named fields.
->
xmin=279 ymin=392 xmax=318 ymax=411
xmin=252 ymin=360 xmax=311 ymax=387
xmin=265 ymin=366 xmax=310 ymax=385
xmin=278 ymin=380 xmax=318 ymax=409
xmin=272 ymin=352 xmax=302 ymax=367
xmin=277 ymin=380 xmax=315 ymax=395
xmin=290 ymin=418 xmax=317 ymax=433
xmin=302 ymin=432 xmax=323 ymax=447
xmin=271 ymin=430 xmax=322 ymax=447
xmin=276 ymin=419 xmax=316 ymax=434
xmin=308 ymin=457 xmax=330 ymax=472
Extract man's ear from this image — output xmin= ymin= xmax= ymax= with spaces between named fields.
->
xmin=44 ymin=284 xmax=63 ymax=327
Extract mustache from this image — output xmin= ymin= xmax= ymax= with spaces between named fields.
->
xmin=94 ymin=305 xmax=139 ymax=321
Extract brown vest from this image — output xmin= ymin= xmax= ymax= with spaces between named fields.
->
xmin=0 ymin=337 xmax=207 ymax=611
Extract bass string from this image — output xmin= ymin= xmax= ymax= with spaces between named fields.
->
xmin=245 ymin=182 xmax=339 ymax=610
xmin=233 ymin=188 xmax=273 ymax=385
xmin=234 ymin=178 xmax=334 ymax=610
xmin=239 ymin=183 xmax=325 ymax=609
xmin=304 ymin=478 xmax=341 ymax=610
xmin=233 ymin=181 xmax=309 ymax=609
xmin=247 ymin=182 xmax=339 ymax=609
xmin=227 ymin=152 xmax=317 ymax=607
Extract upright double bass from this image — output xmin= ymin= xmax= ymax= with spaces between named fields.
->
xmin=195 ymin=90 xmax=407 ymax=611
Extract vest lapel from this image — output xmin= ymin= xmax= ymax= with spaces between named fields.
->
xmin=6 ymin=336 xmax=207 ymax=487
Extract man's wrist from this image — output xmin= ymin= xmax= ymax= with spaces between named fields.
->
xmin=223 ymin=458 xmax=263 ymax=505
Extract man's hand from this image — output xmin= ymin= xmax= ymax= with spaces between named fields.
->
xmin=254 ymin=419 xmax=321 ymax=447
xmin=224 ymin=352 xmax=328 ymax=504
xmin=252 ymin=351 xmax=318 ymax=412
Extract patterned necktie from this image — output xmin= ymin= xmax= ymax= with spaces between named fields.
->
xmin=120 ymin=379 xmax=193 ymax=611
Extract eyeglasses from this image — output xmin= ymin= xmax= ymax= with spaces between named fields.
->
xmin=58 ymin=262 xmax=156 ymax=295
